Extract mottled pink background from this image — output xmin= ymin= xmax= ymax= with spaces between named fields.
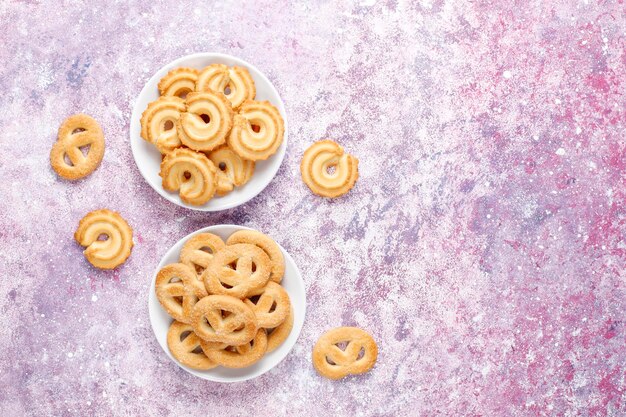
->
xmin=1 ymin=1 xmax=625 ymax=416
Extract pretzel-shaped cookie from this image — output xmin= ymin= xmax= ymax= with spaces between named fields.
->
xmin=207 ymin=145 xmax=255 ymax=196
xmin=202 ymin=243 xmax=271 ymax=299
xmin=202 ymin=329 xmax=267 ymax=368
xmin=158 ymin=67 xmax=199 ymax=98
xmin=196 ymin=65 xmax=256 ymax=110
xmin=140 ymin=96 xmax=186 ymax=154
xmin=177 ymin=91 xmax=234 ymax=151
xmin=179 ymin=232 xmax=226 ymax=276
xmin=301 ymin=140 xmax=359 ymax=198
xmin=167 ymin=321 xmax=217 ymax=370
xmin=155 ymin=263 xmax=198 ymax=323
xmin=50 ymin=114 xmax=105 ymax=180
xmin=190 ymin=295 xmax=258 ymax=345
xmin=226 ymin=230 xmax=284 ymax=283
xmin=160 ymin=148 xmax=218 ymax=205
xmin=74 ymin=209 xmax=133 ymax=269
xmin=244 ymin=281 xmax=291 ymax=328
xmin=312 ymin=327 xmax=378 ymax=380
xmin=227 ymin=100 xmax=284 ymax=161
xmin=266 ymin=305 xmax=294 ymax=353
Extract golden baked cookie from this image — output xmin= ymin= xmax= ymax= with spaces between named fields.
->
xmin=50 ymin=114 xmax=105 ymax=180
xmin=203 ymin=329 xmax=267 ymax=368
xmin=158 ymin=67 xmax=199 ymax=98
xmin=227 ymin=100 xmax=284 ymax=161
xmin=182 ymin=289 xmax=202 ymax=323
xmin=301 ymin=140 xmax=359 ymax=198
xmin=196 ymin=65 xmax=256 ymax=110
xmin=202 ymin=243 xmax=271 ymax=299
xmin=179 ymin=232 xmax=226 ymax=275
xmin=177 ymin=91 xmax=234 ymax=151
xmin=207 ymin=145 xmax=255 ymax=196
xmin=190 ymin=295 xmax=258 ymax=345
xmin=312 ymin=327 xmax=378 ymax=380
xmin=167 ymin=321 xmax=217 ymax=370
xmin=226 ymin=230 xmax=284 ymax=283
xmin=266 ymin=305 xmax=294 ymax=353
xmin=140 ymin=96 xmax=186 ymax=154
xmin=74 ymin=209 xmax=133 ymax=269
xmin=160 ymin=148 xmax=218 ymax=205
xmin=155 ymin=263 xmax=198 ymax=323
xmin=244 ymin=281 xmax=290 ymax=328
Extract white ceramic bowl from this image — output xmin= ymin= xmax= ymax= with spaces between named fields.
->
xmin=148 ymin=225 xmax=306 ymax=382
xmin=130 ymin=53 xmax=287 ymax=211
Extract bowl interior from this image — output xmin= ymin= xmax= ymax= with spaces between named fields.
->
xmin=148 ymin=225 xmax=306 ymax=382
xmin=130 ymin=53 xmax=287 ymax=211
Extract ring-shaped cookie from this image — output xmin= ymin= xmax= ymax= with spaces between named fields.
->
xmin=207 ymin=145 xmax=255 ymax=196
xmin=50 ymin=114 xmax=105 ymax=180
xmin=155 ymin=263 xmax=198 ymax=323
xmin=202 ymin=329 xmax=267 ymax=369
xmin=74 ymin=209 xmax=133 ymax=269
xmin=160 ymin=148 xmax=218 ymax=205
xmin=244 ymin=282 xmax=290 ymax=328
xmin=226 ymin=230 xmax=284 ymax=283
xmin=167 ymin=321 xmax=217 ymax=370
xmin=312 ymin=327 xmax=378 ymax=380
xmin=301 ymin=140 xmax=359 ymax=198
xmin=196 ymin=65 xmax=256 ymax=110
xmin=227 ymin=100 xmax=284 ymax=161
xmin=158 ymin=67 xmax=199 ymax=98
xmin=179 ymin=233 xmax=226 ymax=276
xmin=202 ymin=243 xmax=271 ymax=299
xmin=140 ymin=96 xmax=186 ymax=153
xmin=190 ymin=295 xmax=258 ymax=345
xmin=177 ymin=91 xmax=234 ymax=151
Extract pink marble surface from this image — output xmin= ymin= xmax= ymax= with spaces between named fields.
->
xmin=1 ymin=1 xmax=625 ymax=416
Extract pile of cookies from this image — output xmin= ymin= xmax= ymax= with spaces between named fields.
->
xmin=140 ymin=64 xmax=285 ymax=205
xmin=155 ymin=229 xmax=293 ymax=370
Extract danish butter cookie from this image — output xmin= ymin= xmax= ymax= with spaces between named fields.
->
xmin=158 ymin=67 xmax=199 ymax=98
xmin=266 ymin=305 xmax=294 ymax=353
xmin=179 ymin=232 xmax=226 ymax=275
xmin=50 ymin=114 xmax=105 ymax=180
xmin=74 ymin=209 xmax=133 ymax=269
xmin=312 ymin=327 xmax=377 ymax=380
xmin=196 ymin=65 xmax=256 ymax=110
xmin=140 ymin=96 xmax=186 ymax=153
xmin=160 ymin=148 xmax=218 ymax=205
xmin=227 ymin=100 xmax=284 ymax=161
xmin=155 ymin=263 xmax=198 ymax=323
xmin=177 ymin=91 xmax=234 ymax=151
xmin=244 ymin=281 xmax=290 ymax=328
xmin=301 ymin=140 xmax=358 ymax=198
xmin=207 ymin=145 xmax=255 ymax=196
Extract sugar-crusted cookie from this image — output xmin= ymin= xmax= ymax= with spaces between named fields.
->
xmin=190 ymin=294 xmax=258 ymax=345
xmin=179 ymin=232 xmax=226 ymax=276
xmin=301 ymin=140 xmax=359 ymax=198
xmin=74 ymin=209 xmax=133 ymax=269
xmin=202 ymin=243 xmax=271 ymax=299
xmin=203 ymin=329 xmax=267 ymax=368
xmin=50 ymin=114 xmax=105 ymax=180
xmin=266 ymin=305 xmax=294 ymax=353
xmin=226 ymin=230 xmax=284 ymax=283
xmin=155 ymin=263 xmax=197 ymax=323
xmin=244 ymin=282 xmax=290 ymax=328
xmin=167 ymin=320 xmax=217 ymax=370
xmin=227 ymin=100 xmax=284 ymax=161
xmin=312 ymin=327 xmax=377 ymax=380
